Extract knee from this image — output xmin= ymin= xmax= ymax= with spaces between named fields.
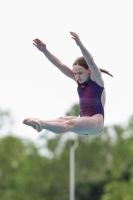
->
xmin=65 ymin=119 xmax=75 ymax=130
xmin=57 ymin=117 xmax=65 ymax=121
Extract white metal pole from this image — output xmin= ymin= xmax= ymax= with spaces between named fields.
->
xmin=70 ymin=145 xmax=75 ymax=200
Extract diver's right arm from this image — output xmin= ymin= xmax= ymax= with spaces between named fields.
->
xmin=33 ymin=38 xmax=75 ymax=80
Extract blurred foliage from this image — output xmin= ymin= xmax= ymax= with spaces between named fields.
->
xmin=0 ymin=108 xmax=14 ymax=132
xmin=66 ymin=104 xmax=80 ymax=116
xmin=1 ymin=106 xmax=133 ymax=199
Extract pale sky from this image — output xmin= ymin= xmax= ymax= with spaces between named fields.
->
xmin=0 ymin=0 xmax=133 ymax=141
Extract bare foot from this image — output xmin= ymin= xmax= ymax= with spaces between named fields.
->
xmin=23 ymin=118 xmax=44 ymax=132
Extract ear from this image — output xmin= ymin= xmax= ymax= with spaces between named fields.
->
xmin=88 ymin=68 xmax=91 ymax=74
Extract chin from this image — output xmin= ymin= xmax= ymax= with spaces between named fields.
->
xmin=78 ymin=80 xmax=82 ymax=83
xmin=79 ymin=80 xmax=87 ymax=83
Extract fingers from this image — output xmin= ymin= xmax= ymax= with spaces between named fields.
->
xmin=34 ymin=38 xmax=42 ymax=43
xmin=33 ymin=42 xmax=37 ymax=47
xmin=33 ymin=38 xmax=46 ymax=51
xmin=33 ymin=38 xmax=43 ymax=45
xmin=33 ymin=39 xmax=39 ymax=47
xmin=70 ymin=32 xmax=78 ymax=37
xmin=70 ymin=31 xmax=76 ymax=35
xmin=70 ymin=32 xmax=79 ymax=41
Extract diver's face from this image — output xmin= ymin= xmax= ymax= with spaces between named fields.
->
xmin=73 ymin=65 xmax=90 ymax=83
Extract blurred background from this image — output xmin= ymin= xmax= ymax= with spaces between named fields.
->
xmin=0 ymin=0 xmax=133 ymax=199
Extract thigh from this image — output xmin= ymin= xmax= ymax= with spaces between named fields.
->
xmin=45 ymin=116 xmax=77 ymax=123
xmin=67 ymin=115 xmax=103 ymax=136
xmin=57 ymin=116 xmax=77 ymax=121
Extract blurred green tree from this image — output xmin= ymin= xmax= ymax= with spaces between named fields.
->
xmin=0 ymin=108 xmax=14 ymax=135
xmin=66 ymin=104 xmax=79 ymax=116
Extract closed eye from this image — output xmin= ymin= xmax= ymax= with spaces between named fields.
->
xmin=73 ymin=72 xmax=83 ymax=75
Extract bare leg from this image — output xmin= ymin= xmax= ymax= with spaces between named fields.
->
xmin=43 ymin=116 xmax=77 ymax=122
xmin=23 ymin=115 xmax=103 ymax=136
xmin=23 ymin=116 xmax=77 ymax=130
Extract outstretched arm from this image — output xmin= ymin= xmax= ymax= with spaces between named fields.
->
xmin=70 ymin=32 xmax=104 ymax=87
xmin=33 ymin=38 xmax=75 ymax=81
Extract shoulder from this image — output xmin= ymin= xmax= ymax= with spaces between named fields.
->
xmin=90 ymin=73 xmax=104 ymax=88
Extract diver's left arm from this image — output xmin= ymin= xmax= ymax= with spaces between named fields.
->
xmin=70 ymin=32 xmax=104 ymax=87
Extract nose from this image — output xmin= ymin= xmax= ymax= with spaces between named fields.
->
xmin=76 ymin=75 xmax=80 ymax=81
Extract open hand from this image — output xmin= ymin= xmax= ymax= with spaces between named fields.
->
xmin=70 ymin=32 xmax=82 ymax=46
xmin=33 ymin=38 xmax=46 ymax=52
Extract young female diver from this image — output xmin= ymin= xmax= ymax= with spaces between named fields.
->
xmin=23 ymin=32 xmax=113 ymax=136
